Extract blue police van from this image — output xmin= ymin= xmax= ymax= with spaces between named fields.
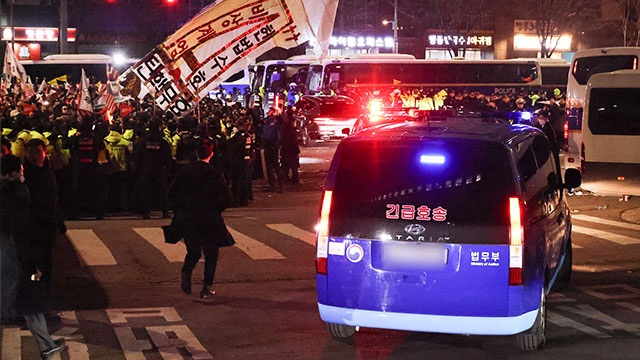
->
xmin=316 ymin=119 xmax=581 ymax=350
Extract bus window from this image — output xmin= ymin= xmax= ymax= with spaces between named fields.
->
xmin=250 ymin=65 xmax=265 ymax=93
xmin=588 ymin=88 xmax=640 ymax=135
xmin=572 ymin=56 xmax=638 ymax=85
xmin=541 ymin=66 xmax=569 ymax=86
xmin=306 ymin=65 xmax=323 ymax=93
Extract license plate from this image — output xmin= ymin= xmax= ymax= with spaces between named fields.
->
xmin=384 ymin=244 xmax=448 ymax=266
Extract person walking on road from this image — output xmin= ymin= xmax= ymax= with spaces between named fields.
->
xmin=262 ymin=107 xmax=284 ymax=192
xmin=169 ymin=138 xmax=235 ymax=299
xmin=280 ymin=107 xmax=300 ymax=184
xmin=18 ymin=139 xmax=67 ymax=359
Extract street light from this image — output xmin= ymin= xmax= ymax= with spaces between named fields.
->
xmin=382 ymin=0 xmax=398 ymax=53
xmin=382 ymin=20 xmax=397 ymax=53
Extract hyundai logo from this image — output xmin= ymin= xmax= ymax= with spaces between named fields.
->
xmin=405 ymin=224 xmax=426 ymax=235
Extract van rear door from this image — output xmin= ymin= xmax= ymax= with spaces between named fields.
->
xmin=326 ymin=138 xmax=517 ymax=317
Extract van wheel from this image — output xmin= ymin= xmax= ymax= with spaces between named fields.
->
xmin=302 ymin=125 xmax=311 ymax=147
xmin=516 ymin=287 xmax=546 ymax=351
xmin=555 ymin=235 xmax=573 ymax=291
xmin=326 ymin=322 xmax=355 ymax=342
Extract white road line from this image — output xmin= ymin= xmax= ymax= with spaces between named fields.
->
xmin=66 ymin=229 xmax=117 ymax=266
xmin=133 ymin=228 xmax=186 ymax=263
xmin=572 ymin=225 xmax=640 ymax=245
xmin=227 ymin=226 xmax=285 ymax=260
xmin=2 ymin=328 xmax=21 ymax=360
xmin=573 ymin=214 xmax=640 ymax=232
xmin=267 ymin=223 xmax=316 ymax=246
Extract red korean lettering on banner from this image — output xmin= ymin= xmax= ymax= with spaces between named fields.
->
xmin=416 ymin=206 xmax=431 ymax=221
xmin=401 ymin=205 xmax=415 ymax=220
xmin=386 ymin=204 xmax=399 ymax=219
xmin=196 ymin=23 xmax=216 ymax=43
xmin=170 ymin=39 xmax=188 ymax=58
xmin=249 ymin=4 xmax=269 ymax=19
xmin=221 ymin=11 xmax=244 ymax=28
xmin=432 ymin=206 xmax=447 ymax=221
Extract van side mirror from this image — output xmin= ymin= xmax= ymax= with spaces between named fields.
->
xmin=341 ymin=128 xmax=350 ymax=135
xmin=564 ymin=168 xmax=581 ymax=190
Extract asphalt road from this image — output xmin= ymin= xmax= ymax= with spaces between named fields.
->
xmin=3 ymin=141 xmax=640 ymax=360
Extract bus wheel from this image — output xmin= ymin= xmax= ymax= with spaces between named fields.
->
xmin=517 ymin=287 xmax=546 ymax=351
xmin=554 ymin=235 xmax=573 ymax=291
xmin=302 ymin=125 xmax=311 ymax=147
xmin=326 ymin=322 xmax=355 ymax=342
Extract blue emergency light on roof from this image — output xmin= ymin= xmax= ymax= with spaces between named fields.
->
xmin=420 ymin=155 xmax=445 ymax=165
xmin=521 ymin=112 xmax=532 ymax=121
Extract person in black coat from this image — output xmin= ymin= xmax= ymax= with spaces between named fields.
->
xmin=17 ymin=140 xmax=67 ymax=359
xmin=1 ymin=155 xmax=28 ymax=325
xmin=169 ymin=138 xmax=234 ymax=299
xmin=133 ymin=119 xmax=172 ymax=219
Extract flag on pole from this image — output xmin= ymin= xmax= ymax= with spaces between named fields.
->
xmin=77 ymin=69 xmax=94 ymax=117
xmin=3 ymin=43 xmax=28 ymax=84
xmin=107 ymin=64 xmax=119 ymax=82
xmin=118 ymin=0 xmax=338 ymax=117
xmin=47 ymin=75 xmax=68 ymax=86
xmin=37 ymin=79 xmax=47 ymax=94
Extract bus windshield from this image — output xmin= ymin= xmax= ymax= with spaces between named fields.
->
xmin=572 ymin=55 xmax=638 ymax=85
xmin=265 ymin=64 xmax=310 ymax=91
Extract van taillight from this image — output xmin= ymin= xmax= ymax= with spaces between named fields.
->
xmin=563 ymin=122 xmax=569 ymax=151
xmin=316 ymin=190 xmax=332 ymax=275
xmin=509 ymin=197 xmax=523 ymax=285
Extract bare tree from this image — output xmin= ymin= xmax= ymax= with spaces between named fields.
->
xmin=613 ymin=0 xmax=640 ymax=46
xmin=529 ymin=0 xmax=600 ymax=58
xmin=429 ymin=0 xmax=493 ymax=58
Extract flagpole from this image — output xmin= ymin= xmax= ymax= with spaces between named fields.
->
xmin=10 ymin=0 xmax=14 ymax=61
xmin=197 ymin=100 xmax=201 ymax=123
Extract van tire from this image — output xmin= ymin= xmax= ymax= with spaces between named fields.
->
xmin=326 ymin=322 xmax=355 ymax=342
xmin=516 ymin=287 xmax=546 ymax=351
xmin=554 ymin=235 xmax=573 ymax=291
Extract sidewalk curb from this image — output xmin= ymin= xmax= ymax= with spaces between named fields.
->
xmin=621 ymin=207 xmax=640 ymax=225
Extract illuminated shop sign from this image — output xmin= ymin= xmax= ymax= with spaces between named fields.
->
xmin=428 ymin=34 xmax=492 ymax=48
xmin=2 ymin=27 xmax=77 ymax=42
xmin=310 ymin=36 xmax=394 ymax=49
xmin=513 ymin=34 xmax=571 ymax=51
xmin=12 ymin=42 xmax=41 ymax=61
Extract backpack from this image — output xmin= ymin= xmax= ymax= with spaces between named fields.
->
xmin=262 ymin=117 xmax=280 ymax=145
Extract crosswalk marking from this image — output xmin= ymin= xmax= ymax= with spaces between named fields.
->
xmin=67 ymin=229 xmax=118 ymax=266
xmin=133 ymin=228 xmax=186 ymax=263
xmin=227 ymin=226 xmax=285 ymax=260
xmin=573 ymin=214 xmax=640 ymax=232
xmin=572 ymin=225 xmax=640 ymax=246
xmin=2 ymin=328 xmax=20 ymax=360
xmin=267 ymin=223 xmax=316 ymax=246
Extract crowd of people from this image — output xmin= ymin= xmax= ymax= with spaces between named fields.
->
xmin=1 ymin=83 xmax=302 ymax=222
xmin=1 ymin=80 xmax=305 ymax=356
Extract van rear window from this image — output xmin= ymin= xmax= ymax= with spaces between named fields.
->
xmin=588 ymin=88 xmax=640 ymax=135
xmin=572 ymin=56 xmax=637 ymax=85
xmin=330 ymin=140 xmax=516 ymax=243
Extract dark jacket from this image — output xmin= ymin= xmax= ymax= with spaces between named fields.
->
xmin=16 ymin=161 xmax=58 ymax=315
xmin=133 ymin=131 xmax=172 ymax=178
xmin=169 ymin=161 xmax=234 ymax=247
